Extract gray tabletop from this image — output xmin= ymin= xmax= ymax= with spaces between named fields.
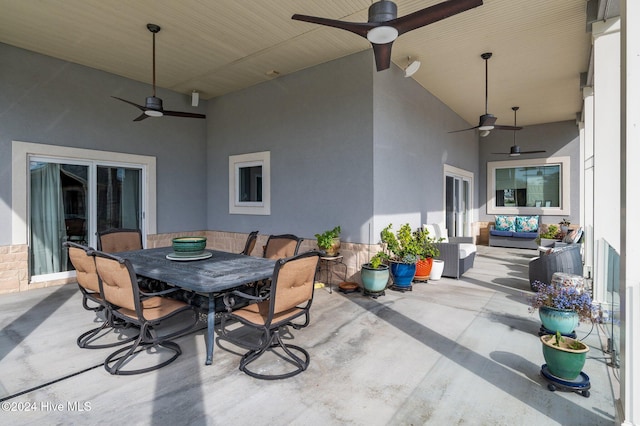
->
xmin=119 ymin=247 xmax=276 ymax=293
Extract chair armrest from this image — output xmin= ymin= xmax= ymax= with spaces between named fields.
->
xmin=139 ymin=287 xmax=181 ymax=297
xmin=449 ymin=236 xmax=473 ymax=244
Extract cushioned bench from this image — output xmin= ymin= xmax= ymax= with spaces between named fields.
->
xmin=488 ymin=215 xmax=539 ymax=250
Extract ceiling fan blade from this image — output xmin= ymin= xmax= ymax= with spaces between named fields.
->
xmin=133 ymin=113 xmax=150 ymax=122
xmin=112 ymin=96 xmax=145 ymax=111
xmin=394 ymin=0 xmax=483 ymax=35
xmin=372 ymin=42 xmax=393 ymax=71
xmin=163 ymin=110 xmax=206 ymax=119
xmin=493 ymin=124 xmax=523 ymax=131
xmin=520 ymin=150 xmax=547 ymax=154
xmin=448 ymin=125 xmax=480 ymax=133
xmin=291 ymin=14 xmax=373 ymax=38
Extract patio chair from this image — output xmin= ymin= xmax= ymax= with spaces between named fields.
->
xmin=263 ymin=234 xmax=302 ymax=259
xmin=64 ymin=241 xmax=137 ymax=349
xmin=240 ymin=230 xmax=259 ymax=255
xmin=529 ymin=244 xmax=583 ymax=290
xmin=97 ymin=228 xmax=143 ymax=253
xmin=93 ymin=250 xmax=198 ymax=375
xmin=424 ymin=224 xmax=477 ymax=279
xmin=217 ymin=251 xmax=320 ymax=379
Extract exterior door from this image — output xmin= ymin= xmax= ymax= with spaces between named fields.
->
xmin=444 ymin=165 xmax=473 ymax=238
xmin=29 ymin=157 xmax=143 ymax=281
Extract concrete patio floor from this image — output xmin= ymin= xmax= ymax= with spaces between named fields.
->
xmin=0 ymin=246 xmax=617 ymax=425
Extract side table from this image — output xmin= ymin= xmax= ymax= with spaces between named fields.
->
xmin=318 ymin=255 xmax=347 ymax=293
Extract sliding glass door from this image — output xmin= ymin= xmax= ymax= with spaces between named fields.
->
xmin=444 ymin=165 xmax=473 ymax=238
xmin=29 ymin=157 xmax=143 ymax=280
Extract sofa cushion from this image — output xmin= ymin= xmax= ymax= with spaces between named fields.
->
xmin=512 ymin=231 xmax=538 ymax=239
xmin=459 ymin=243 xmax=476 ymax=258
xmin=515 ymin=215 xmax=539 ymax=232
xmin=495 ymin=215 xmax=516 ymax=232
xmin=433 ymin=223 xmax=449 ymax=243
xmin=489 ymin=228 xmax=512 ymax=237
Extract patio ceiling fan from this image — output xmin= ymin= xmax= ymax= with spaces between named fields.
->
xmin=292 ymin=0 xmax=483 ymax=72
xmin=449 ymin=52 xmax=522 ymax=137
xmin=112 ymin=24 xmax=206 ymax=122
xmin=492 ymin=107 xmax=546 ymax=157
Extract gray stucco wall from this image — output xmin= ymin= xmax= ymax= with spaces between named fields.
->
xmin=479 ymin=120 xmax=581 ymax=224
xmin=206 ymin=51 xmax=375 ymax=243
xmin=371 ymin=61 xmax=480 ymax=240
xmin=0 ymin=43 xmax=208 ymax=245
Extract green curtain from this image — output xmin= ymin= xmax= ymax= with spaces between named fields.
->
xmin=30 ymin=163 xmax=67 ymax=275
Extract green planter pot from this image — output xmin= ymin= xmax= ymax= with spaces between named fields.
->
xmin=361 ymin=264 xmax=390 ymax=293
xmin=538 ymin=306 xmax=579 ymax=335
xmin=540 ymin=334 xmax=589 ymax=380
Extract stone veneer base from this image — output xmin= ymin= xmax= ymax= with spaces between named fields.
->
xmin=0 ymin=231 xmax=381 ymax=295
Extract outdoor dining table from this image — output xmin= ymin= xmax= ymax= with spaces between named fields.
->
xmin=119 ymin=247 xmax=276 ymax=365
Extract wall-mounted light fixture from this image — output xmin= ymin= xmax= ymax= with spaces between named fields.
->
xmin=404 ymin=56 xmax=421 ymax=77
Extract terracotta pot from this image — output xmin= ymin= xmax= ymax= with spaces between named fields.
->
xmin=414 ymin=258 xmax=433 ymax=280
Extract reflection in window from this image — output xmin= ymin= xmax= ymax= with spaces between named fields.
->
xmin=487 ymin=157 xmax=570 ymax=215
xmin=495 ymin=165 xmax=561 ymax=207
xmin=239 ymin=165 xmax=262 ymax=202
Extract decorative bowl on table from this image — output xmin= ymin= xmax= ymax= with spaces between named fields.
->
xmin=172 ymin=237 xmax=207 ymax=256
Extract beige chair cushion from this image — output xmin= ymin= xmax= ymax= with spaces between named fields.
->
xmin=264 ymin=238 xmax=298 ymax=259
xmin=68 ymin=246 xmax=100 ymax=293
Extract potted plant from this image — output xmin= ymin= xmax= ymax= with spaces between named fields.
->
xmin=314 ymin=226 xmax=341 ymax=256
xmin=379 ymin=223 xmax=422 ymax=289
xmin=541 ymin=331 xmax=589 ymax=380
xmin=414 ymin=227 xmax=440 ymax=281
xmin=360 ymin=252 xmax=390 ymax=297
xmin=536 ymin=224 xmax=561 ymax=247
xmin=560 ymin=218 xmax=571 ymax=234
xmin=529 ymin=280 xmax=595 ymax=335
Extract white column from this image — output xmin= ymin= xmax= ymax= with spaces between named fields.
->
xmin=581 ymin=87 xmax=595 ymax=280
xmin=620 ymin=2 xmax=640 ymax=424
xmin=592 ymin=17 xmax=620 ymax=303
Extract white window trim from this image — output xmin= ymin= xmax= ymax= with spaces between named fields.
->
xmin=12 ymin=141 xmax=157 ymax=245
xmin=229 ymin=151 xmax=270 ymax=215
xmin=487 ymin=156 xmax=570 ymax=215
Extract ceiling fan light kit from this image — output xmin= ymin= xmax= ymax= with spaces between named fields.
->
xmin=292 ymin=0 xmax=483 ymax=72
xmin=367 ymin=26 xmax=398 ymax=44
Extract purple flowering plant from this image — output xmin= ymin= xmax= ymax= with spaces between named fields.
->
xmin=529 ymin=280 xmax=595 ymax=323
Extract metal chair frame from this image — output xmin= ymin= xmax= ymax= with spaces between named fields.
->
xmin=64 ymin=241 xmax=138 ymax=349
xmin=218 ymin=251 xmax=320 ymax=380
xmin=240 ymin=231 xmax=259 ymax=256
xmin=93 ymin=250 xmax=199 ymax=375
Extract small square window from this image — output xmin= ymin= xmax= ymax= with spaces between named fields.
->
xmin=229 ymin=151 xmax=270 ymax=215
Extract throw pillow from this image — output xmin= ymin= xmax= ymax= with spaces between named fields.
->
xmin=515 ymin=215 xmax=539 ymax=233
xmin=495 ymin=215 xmax=516 ymax=232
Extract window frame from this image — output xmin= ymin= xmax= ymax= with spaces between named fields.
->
xmin=228 ymin=151 xmax=270 ymax=215
xmin=487 ymin=156 xmax=570 ymax=215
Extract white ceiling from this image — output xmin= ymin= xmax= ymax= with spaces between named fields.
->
xmin=0 ymin=0 xmax=598 ymax=127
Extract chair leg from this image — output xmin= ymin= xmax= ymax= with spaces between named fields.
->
xmin=239 ymin=328 xmax=310 ymax=380
xmin=104 ymin=325 xmax=182 ymax=375
xmin=77 ymin=310 xmax=139 ymax=349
